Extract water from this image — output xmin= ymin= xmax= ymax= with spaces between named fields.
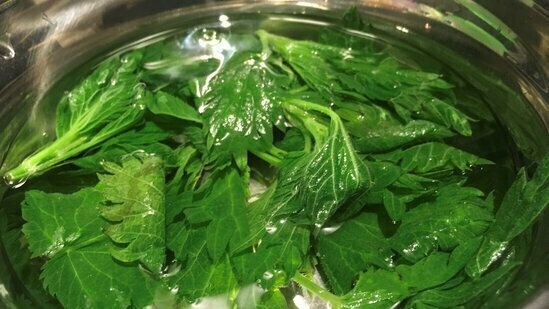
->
xmin=0 ymin=33 xmax=15 ymax=60
xmin=0 ymin=11 xmax=545 ymax=309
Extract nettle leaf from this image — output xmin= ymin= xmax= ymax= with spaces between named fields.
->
xmin=390 ymin=93 xmax=472 ymax=136
xmin=4 ymin=51 xmax=148 ymax=184
xmin=198 ymin=52 xmax=289 ymax=163
xmin=283 ymin=99 xmax=373 ymax=227
xmin=256 ymin=289 xmax=288 ymax=309
xmin=148 ymin=91 xmax=202 ymax=123
xmin=332 ymin=161 xmax=405 ymax=221
xmin=316 ymin=213 xmax=393 ymax=294
xmin=97 ymin=155 xmax=166 ymax=273
xmin=390 ymin=183 xmax=493 ymax=262
xmin=182 ymin=167 xmax=249 ymax=261
xmin=170 ymin=250 xmax=238 ymax=302
xmin=396 ymin=238 xmax=482 ymax=292
xmin=167 ymin=220 xmax=238 ymax=301
xmin=22 ymin=189 xmax=105 ymax=259
xmin=41 ymin=242 xmax=159 ymax=309
xmin=259 ymin=30 xmax=471 ymax=136
xmin=382 ymin=189 xmax=407 ymax=221
xmin=22 ymin=188 xmax=161 ymax=309
xmin=232 ymin=222 xmax=310 ymax=286
xmin=71 ymin=122 xmax=174 ymax=173
xmin=373 ymin=142 xmax=492 ymax=174
xmin=229 ymin=180 xmax=310 ymax=286
xmin=407 ymin=262 xmax=520 ymax=308
xmin=0 ymin=213 xmax=60 ymax=308
xmin=466 ymin=156 xmax=549 ymax=278
xmin=300 ymin=119 xmax=373 ymax=226
xmin=341 ymin=268 xmax=410 ymax=309
xmin=352 ymin=120 xmax=455 ymax=153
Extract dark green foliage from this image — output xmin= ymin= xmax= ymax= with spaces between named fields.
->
xmin=3 ymin=13 xmax=548 ymax=309
xmin=4 ymin=51 xmax=149 ymax=184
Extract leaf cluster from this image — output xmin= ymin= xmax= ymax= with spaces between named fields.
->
xmin=1 ymin=8 xmax=547 ymax=309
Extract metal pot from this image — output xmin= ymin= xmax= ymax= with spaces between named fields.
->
xmin=0 ymin=1 xmax=547 ymax=308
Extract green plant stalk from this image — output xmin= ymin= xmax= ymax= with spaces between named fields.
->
xmin=250 ymin=149 xmax=282 ymax=166
xmin=292 ymin=272 xmax=343 ymax=308
xmin=4 ymin=131 xmax=85 ymax=185
xmin=4 ymin=115 xmax=140 ymax=185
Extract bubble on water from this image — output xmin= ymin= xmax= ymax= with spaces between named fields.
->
xmin=262 ymin=271 xmax=274 ymax=280
xmin=320 ymin=224 xmax=342 ymax=235
xmin=265 ymin=225 xmax=277 ymax=234
xmin=3 ymin=174 xmax=28 ymax=189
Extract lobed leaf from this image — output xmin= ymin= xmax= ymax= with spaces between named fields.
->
xmin=316 ymin=213 xmax=393 ymax=294
xmin=22 ymin=188 xmax=161 ymax=309
xmin=466 ymin=156 xmax=549 ymax=278
xmin=373 ymin=142 xmax=492 ymax=174
xmin=97 ymin=155 xmax=166 ymax=273
xmin=390 ymin=183 xmax=493 ymax=262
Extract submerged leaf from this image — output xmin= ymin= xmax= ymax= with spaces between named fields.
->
xmin=22 ymin=188 xmax=161 ymax=309
xmin=148 ymin=91 xmax=202 ymax=123
xmin=182 ymin=167 xmax=249 ymax=262
xmin=284 ymin=99 xmax=373 ymax=227
xmin=316 ymin=213 xmax=393 ymax=294
xmin=5 ymin=51 xmax=148 ymax=183
xmin=352 ymin=120 xmax=455 ymax=153
xmin=97 ymin=155 xmax=166 ymax=273
xmin=341 ymin=269 xmax=410 ymax=309
xmin=198 ymin=52 xmax=289 ymax=163
xmin=466 ymin=156 xmax=549 ymax=278
xmin=373 ymin=142 xmax=492 ymax=174
xmin=390 ymin=183 xmax=493 ymax=262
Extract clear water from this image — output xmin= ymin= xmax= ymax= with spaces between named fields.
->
xmin=0 ymin=12 xmax=545 ymax=309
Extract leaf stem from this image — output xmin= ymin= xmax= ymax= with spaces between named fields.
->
xmin=292 ymin=272 xmax=343 ymax=307
xmin=250 ymin=150 xmax=282 ymax=166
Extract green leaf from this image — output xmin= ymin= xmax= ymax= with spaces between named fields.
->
xmin=390 ymin=183 xmax=493 ymax=262
xmin=316 ymin=213 xmax=393 ymax=294
xmin=182 ymin=167 xmax=249 ymax=261
xmin=382 ymin=189 xmax=407 ymax=221
xmin=341 ymin=269 xmax=410 ymax=309
xmin=41 ymin=242 xmax=160 ymax=309
xmin=232 ymin=222 xmax=309 ymax=286
xmin=0 ymin=211 xmax=60 ymax=308
xmin=256 ymin=289 xmax=288 ymax=309
xmin=148 ymin=91 xmax=202 ymax=123
xmin=396 ymin=238 xmax=482 ymax=292
xmin=390 ymin=94 xmax=472 ymax=136
xmin=97 ymin=155 xmax=166 ymax=273
xmin=22 ymin=189 xmax=105 ymax=259
xmin=352 ymin=120 xmax=455 ymax=153
xmin=169 ymin=251 xmax=238 ymax=302
xmin=331 ymin=161 xmax=404 ymax=221
xmin=373 ymin=142 xmax=492 ymax=174
xmin=72 ymin=142 xmax=173 ymax=174
xmin=5 ymin=51 xmax=147 ymax=184
xmin=466 ymin=156 xmax=549 ymax=278
xmin=70 ymin=122 xmax=174 ymax=173
xmin=300 ymin=120 xmax=372 ymax=226
xmin=259 ymin=30 xmax=471 ymax=136
xmin=294 ymin=270 xmax=409 ymax=309
xmin=408 ymin=262 xmax=520 ymax=308
xmin=167 ymin=219 xmax=238 ymax=301
xmin=22 ymin=188 xmax=161 ymax=309
xmin=198 ymin=52 xmax=289 ymax=163
xmin=284 ymin=99 xmax=373 ymax=227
